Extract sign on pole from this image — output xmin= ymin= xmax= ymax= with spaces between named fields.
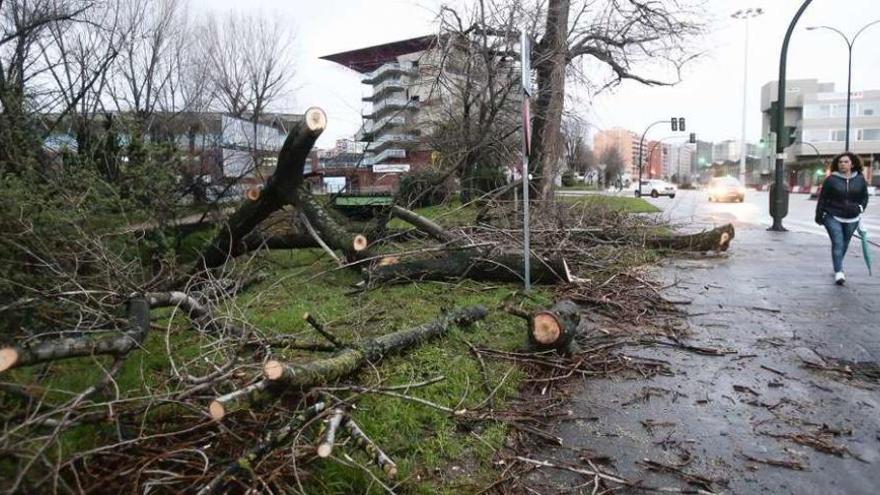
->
xmin=521 ymin=30 xmax=532 ymax=292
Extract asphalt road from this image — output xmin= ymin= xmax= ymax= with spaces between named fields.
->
xmin=641 ymin=188 xmax=880 ymax=240
xmin=526 ymin=188 xmax=880 ymax=494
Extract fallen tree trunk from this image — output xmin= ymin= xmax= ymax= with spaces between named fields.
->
xmin=261 ymin=306 xmax=487 ymax=392
xmin=527 ymin=300 xmax=583 ymax=353
xmin=368 ymin=249 xmax=572 ymax=285
xmin=0 ymin=298 xmax=149 ymax=373
xmin=389 ymin=205 xmax=457 ymax=244
xmin=295 ymin=187 xmax=369 ymax=261
xmin=643 ymin=223 xmax=735 ymax=252
xmin=197 ymin=107 xmax=327 ymax=269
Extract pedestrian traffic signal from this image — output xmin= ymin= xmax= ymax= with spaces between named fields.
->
xmin=671 ymin=118 xmax=678 ymax=131
xmin=689 ymin=132 xmax=696 ymax=144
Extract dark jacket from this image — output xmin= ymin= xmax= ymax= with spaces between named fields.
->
xmin=815 ymin=171 xmax=869 ymax=224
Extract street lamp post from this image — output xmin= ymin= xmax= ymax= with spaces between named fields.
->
xmin=769 ymin=0 xmax=814 ymax=232
xmin=732 ymin=8 xmax=764 ymax=186
xmin=806 ymin=19 xmax=880 ymax=151
xmin=638 ymin=119 xmax=684 ymax=194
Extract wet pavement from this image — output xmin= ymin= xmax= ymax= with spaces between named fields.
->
xmin=525 ymin=217 xmax=880 ymax=493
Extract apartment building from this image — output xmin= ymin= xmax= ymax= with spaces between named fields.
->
xmin=322 ymin=35 xmax=440 ymax=193
xmin=761 ymin=78 xmax=880 ymax=188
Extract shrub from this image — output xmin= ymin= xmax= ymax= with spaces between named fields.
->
xmin=397 ymin=169 xmax=451 ymax=208
xmin=561 ymin=171 xmax=576 ymax=187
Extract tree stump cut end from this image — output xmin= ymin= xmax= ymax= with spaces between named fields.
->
xmin=0 ymin=348 xmax=19 ymax=373
xmin=352 ymin=235 xmax=368 ymax=252
xmin=531 ymin=312 xmax=562 ymax=345
xmin=304 ymin=107 xmax=327 ymax=132
xmin=264 ymin=360 xmax=284 ymax=380
xmin=208 ymin=400 xmax=226 ymax=421
xmin=316 ymin=444 xmax=333 ymax=458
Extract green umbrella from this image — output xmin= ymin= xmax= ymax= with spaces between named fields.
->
xmin=857 ymin=222 xmax=873 ymax=276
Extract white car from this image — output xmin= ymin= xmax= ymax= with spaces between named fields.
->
xmin=635 ymin=179 xmax=676 ymax=198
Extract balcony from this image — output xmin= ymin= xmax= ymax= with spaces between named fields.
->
xmin=371 ymin=134 xmax=419 ymax=152
xmin=358 ymin=115 xmax=407 ymax=141
xmin=361 ymin=79 xmax=405 ymax=102
xmin=362 ymin=62 xmax=417 ymax=84
xmin=363 ymin=97 xmax=418 ymax=119
xmin=363 ymin=149 xmax=406 ymax=165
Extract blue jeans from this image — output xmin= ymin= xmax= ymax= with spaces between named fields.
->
xmin=823 ymin=216 xmax=859 ymax=273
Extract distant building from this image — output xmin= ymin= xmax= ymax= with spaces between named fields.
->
xmin=322 ymin=35 xmax=442 ymax=193
xmin=593 ymin=128 xmax=644 ymax=178
xmin=664 ymin=144 xmax=695 ymax=183
xmin=761 ymin=78 xmax=880 ymax=189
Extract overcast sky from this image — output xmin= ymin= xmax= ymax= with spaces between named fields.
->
xmin=192 ymin=0 xmax=880 ymax=148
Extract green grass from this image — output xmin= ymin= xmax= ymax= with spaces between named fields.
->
xmin=560 ymin=183 xmax=600 ymax=191
xmin=560 ymin=195 xmax=660 ymax=214
xmin=387 ymin=200 xmax=478 ymax=229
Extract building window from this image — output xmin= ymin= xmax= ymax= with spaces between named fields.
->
xmin=860 ymin=102 xmax=880 ymax=116
xmin=860 ymin=129 xmax=880 ymax=141
xmin=831 ymin=129 xmax=847 ymax=142
xmin=804 ymin=104 xmax=830 ymax=118
xmin=831 ymin=103 xmax=855 ymax=118
xmin=803 ymin=129 xmax=829 ymax=143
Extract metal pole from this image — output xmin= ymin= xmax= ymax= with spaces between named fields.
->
xmin=769 ymin=0 xmax=813 ymax=232
xmin=522 ymin=106 xmax=531 ymax=292
xmin=739 ymin=17 xmax=750 ymax=185
xmin=638 ymin=120 xmax=670 ymax=195
xmin=845 ymin=43 xmax=853 ymax=151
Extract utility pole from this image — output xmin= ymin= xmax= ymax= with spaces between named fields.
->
xmin=732 ymin=8 xmax=764 ymax=186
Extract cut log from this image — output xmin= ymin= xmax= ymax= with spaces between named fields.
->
xmin=367 ymin=249 xmax=572 ymax=285
xmin=316 ymin=408 xmax=345 ymax=458
xmin=344 ymin=417 xmax=398 ymax=478
xmin=295 ymin=187 xmax=371 ymax=262
xmin=197 ymin=401 xmax=327 ymax=495
xmin=389 ymin=205 xmax=457 ymax=244
xmin=197 ymin=107 xmax=326 ymax=269
xmin=643 ymin=223 xmax=735 ymax=252
xmin=209 ymin=379 xmax=273 ymax=421
xmin=527 ymin=300 xmax=583 ymax=353
xmin=262 ymin=306 xmax=487 ymax=391
xmin=0 ymin=298 xmax=149 ymax=373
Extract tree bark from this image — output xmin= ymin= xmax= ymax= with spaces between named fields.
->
xmin=0 ymin=298 xmax=149 ymax=373
xmin=368 ymin=249 xmax=571 ymax=285
xmin=261 ymin=306 xmax=488 ymax=391
xmin=530 ymin=0 xmax=570 ymax=201
xmin=344 ymin=417 xmax=398 ymax=478
xmin=197 ymin=107 xmax=326 ymax=269
xmin=294 ymin=186 xmax=369 ymax=261
xmin=389 ymin=205 xmax=457 ymax=244
xmin=642 ymin=224 xmax=735 ymax=252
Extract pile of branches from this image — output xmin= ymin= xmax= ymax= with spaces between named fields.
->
xmin=0 ymin=105 xmax=736 ymax=493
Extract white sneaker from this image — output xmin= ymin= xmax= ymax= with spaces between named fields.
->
xmin=835 ymin=272 xmax=846 ymax=285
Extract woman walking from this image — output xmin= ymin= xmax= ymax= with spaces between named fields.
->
xmin=815 ymin=152 xmax=869 ymax=285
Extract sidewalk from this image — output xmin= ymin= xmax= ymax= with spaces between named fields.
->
xmin=525 ymin=224 xmax=880 ymax=494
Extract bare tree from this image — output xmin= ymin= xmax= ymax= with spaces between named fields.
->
xmin=428 ymin=1 xmax=534 ymax=199
xmin=561 ymin=114 xmax=594 ymax=176
xmin=0 ymin=0 xmax=94 ymax=167
xmin=600 ymin=144 xmax=624 ymax=186
xmin=199 ymin=10 xmax=294 ymax=121
xmin=524 ymin=0 xmax=704 ymax=199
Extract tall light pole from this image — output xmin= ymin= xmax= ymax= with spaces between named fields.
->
xmin=806 ymin=20 xmax=880 ymax=151
xmin=732 ymin=8 xmax=764 ymax=186
xmin=770 ymin=0 xmax=813 ymax=232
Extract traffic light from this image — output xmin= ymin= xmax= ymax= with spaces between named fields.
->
xmin=689 ymin=132 xmax=696 ymax=144
xmin=671 ymin=118 xmax=678 ymax=131
xmin=783 ymin=126 xmax=798 ymax=147
xmin=678 ymin=118 xmax=686 ymax=131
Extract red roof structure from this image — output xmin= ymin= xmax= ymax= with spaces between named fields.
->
xmin=320 ymin=35 xmax=437 ymax=73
